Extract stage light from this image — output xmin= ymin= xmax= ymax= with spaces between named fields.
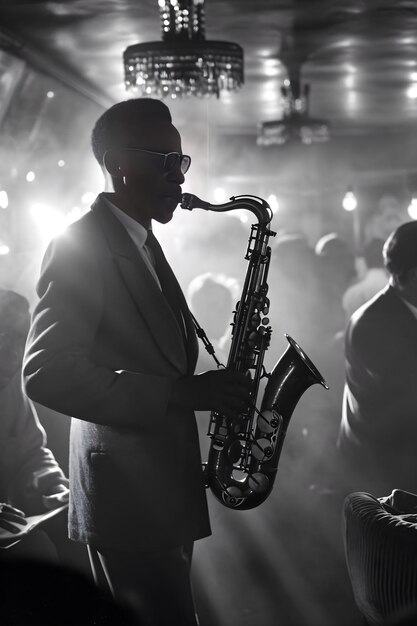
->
xmin=214 ymin=187 xmax=226 ymax=203
xmin=407 ymin=197 xmax=417 ymax=220
xmin=406 ymin=84 xmax=417 ymax=99
xmin=257 ymin=82 xmax=330 ymax=146
xmin=267 ymin=194 xmax=279 ymax=213
xmin=0 ymin=191 xmax=8 ymax=209
xmin=81 ymin=192 xmax=96 ymax=205
xmin=342 ymin=189 xmax=357 ymax=212
xmin=30 ymin=203 xmax=67 ymax=241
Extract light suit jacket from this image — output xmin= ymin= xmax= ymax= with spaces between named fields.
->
xmin=0 ymin=370 xmax=67 ymax=514
xmin=23 ymin=194 xmax=211 ymax=551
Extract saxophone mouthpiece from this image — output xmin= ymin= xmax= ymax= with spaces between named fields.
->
xmin=180 ymin=193 xmax=194 ymax=210
xmin=181 ymin=193 xmax=211 ymax=211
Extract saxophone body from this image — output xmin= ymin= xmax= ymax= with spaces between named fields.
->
xmin=181 ymin=192 xmax=328 ymax=510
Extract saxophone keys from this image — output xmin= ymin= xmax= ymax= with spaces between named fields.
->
xmin=250 ymin=313 xmax=260 ymax=328
xmin=248 ymin=327 xmax=265 ymax=348
xmin=257 ymin=410 xmax=282 ymax=434
xmin=228 ymin=439 xmax=244 ymax=463
xmin=248 ymin=472 xmax=269 ymax=493
xmin=225 ymin=485 xmax=244 ymax=499
xmin=251 ymin=437 xmax=274 ymax=462
xmin=247 ymin=331 xmax=258 ymax=348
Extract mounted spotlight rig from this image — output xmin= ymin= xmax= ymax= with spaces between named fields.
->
xmin=257 ymin=78 xmax=330 ymax=147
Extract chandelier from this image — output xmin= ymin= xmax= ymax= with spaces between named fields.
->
xmin=257 ymin=80 xmax=330 ymax=146
xmin=123 ymin=0 xmax=244 ymax=99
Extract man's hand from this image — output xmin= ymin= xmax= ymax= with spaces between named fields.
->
xmin=0 ymin=503 xmax=27 ymax=534
xmin=170 ymin=368 xmax=253 ymax=417
xmin=42 ymin=481 xmax=70 ymax=510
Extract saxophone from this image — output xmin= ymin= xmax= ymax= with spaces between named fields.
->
xmin=181 ymin=192 xmax=328 ymax=510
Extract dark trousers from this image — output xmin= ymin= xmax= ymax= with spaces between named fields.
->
xmin=88 ymin=542 xmax=199 ymax=626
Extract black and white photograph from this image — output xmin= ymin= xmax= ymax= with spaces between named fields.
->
xmin=0 ymin=2 xmax=417 ymax=625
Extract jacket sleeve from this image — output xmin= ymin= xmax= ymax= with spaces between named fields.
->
xmin=22 ymin=228 xmax=172 ymax=431
xmin=343 ymin=300 xmax=417 ymax=437
xmin=4 ymin=372 xmax=67 ymax=514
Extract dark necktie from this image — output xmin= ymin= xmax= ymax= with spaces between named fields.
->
xmin=145 ymin=230 xmax=186 ymax=338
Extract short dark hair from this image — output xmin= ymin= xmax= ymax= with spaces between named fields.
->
xmin=91 ymin=98 xmax=172 ymax=165
xmin=383 ymin=221 xmax=417 ymax=285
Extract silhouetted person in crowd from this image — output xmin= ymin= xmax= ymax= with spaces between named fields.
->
xmin=342 ymin=238 xmax=388 ymax=320
xmin=187 ymin=271 xmax=239 ymax=365
xmin=315 ymin=232 xmax=357 ymax=340
xmin=364 ymin=194 xmax=405 ymax=244
xmin=187 ymin=271 xmax=240 ymax=463
xmin=268 ymin=232 xmax=320 ymax=360
xmin=310 ymin=233 xmax=357 ymax=454
xmin=22 ymin=98 xmax=251 ymax=626
xmin=0 ymin=289 xmax=69 ymax=560
xmin=337 ymin=221 xmax=417 ymax=498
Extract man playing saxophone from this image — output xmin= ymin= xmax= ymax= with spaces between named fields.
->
xmin=22 ymin=98 xmax=252 ymax=626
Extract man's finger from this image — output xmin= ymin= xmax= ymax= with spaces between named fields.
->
xmin=0 ymin=518 xmax=26 ymax=533
xmin=1 ymin=512 xmax=28 ymax=525
xmin=0 ymin=503 xmax=25 ymax=516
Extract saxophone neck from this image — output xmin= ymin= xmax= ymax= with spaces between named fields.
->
xmin=181 ymin=192 xmax=273 ymax=226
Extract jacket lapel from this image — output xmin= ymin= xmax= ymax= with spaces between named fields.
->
xmin=174 ymin=281 xmax=199 ymax=374
xmin=91 ymin=195 xmax=189 ymax=374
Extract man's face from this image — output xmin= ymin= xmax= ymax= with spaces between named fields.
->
xmin=115 ymin=119 xmax=187 ymax=226
xmin=406 ymin=267 xmax=417 ymax=304
xmin=396 ymin=266 xmax=417 ymax=307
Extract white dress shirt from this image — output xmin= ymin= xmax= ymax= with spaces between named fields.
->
xmin=103 ymin=196 xmax=161 ymax=289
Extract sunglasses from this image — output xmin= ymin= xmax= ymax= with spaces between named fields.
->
xmin=122 ymin=148 xmax=191 ymax=175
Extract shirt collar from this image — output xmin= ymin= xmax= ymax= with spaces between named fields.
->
xmin=102 ymin=195 xmax=148 ymax=249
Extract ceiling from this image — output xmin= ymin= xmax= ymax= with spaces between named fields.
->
xmin=0 ymin=0 xmax=417 ymax=138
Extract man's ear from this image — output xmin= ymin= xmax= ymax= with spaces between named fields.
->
xmin=102 ymin=150 xmax=122 ymax=177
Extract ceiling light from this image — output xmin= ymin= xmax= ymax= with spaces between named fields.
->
xmin=257 ymin=82 xmax=330 ymax=147
xmin=123 ymin=0 xmax=244 ymax=99
xmin=407 ymin=84 xmax=417 ymax=99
